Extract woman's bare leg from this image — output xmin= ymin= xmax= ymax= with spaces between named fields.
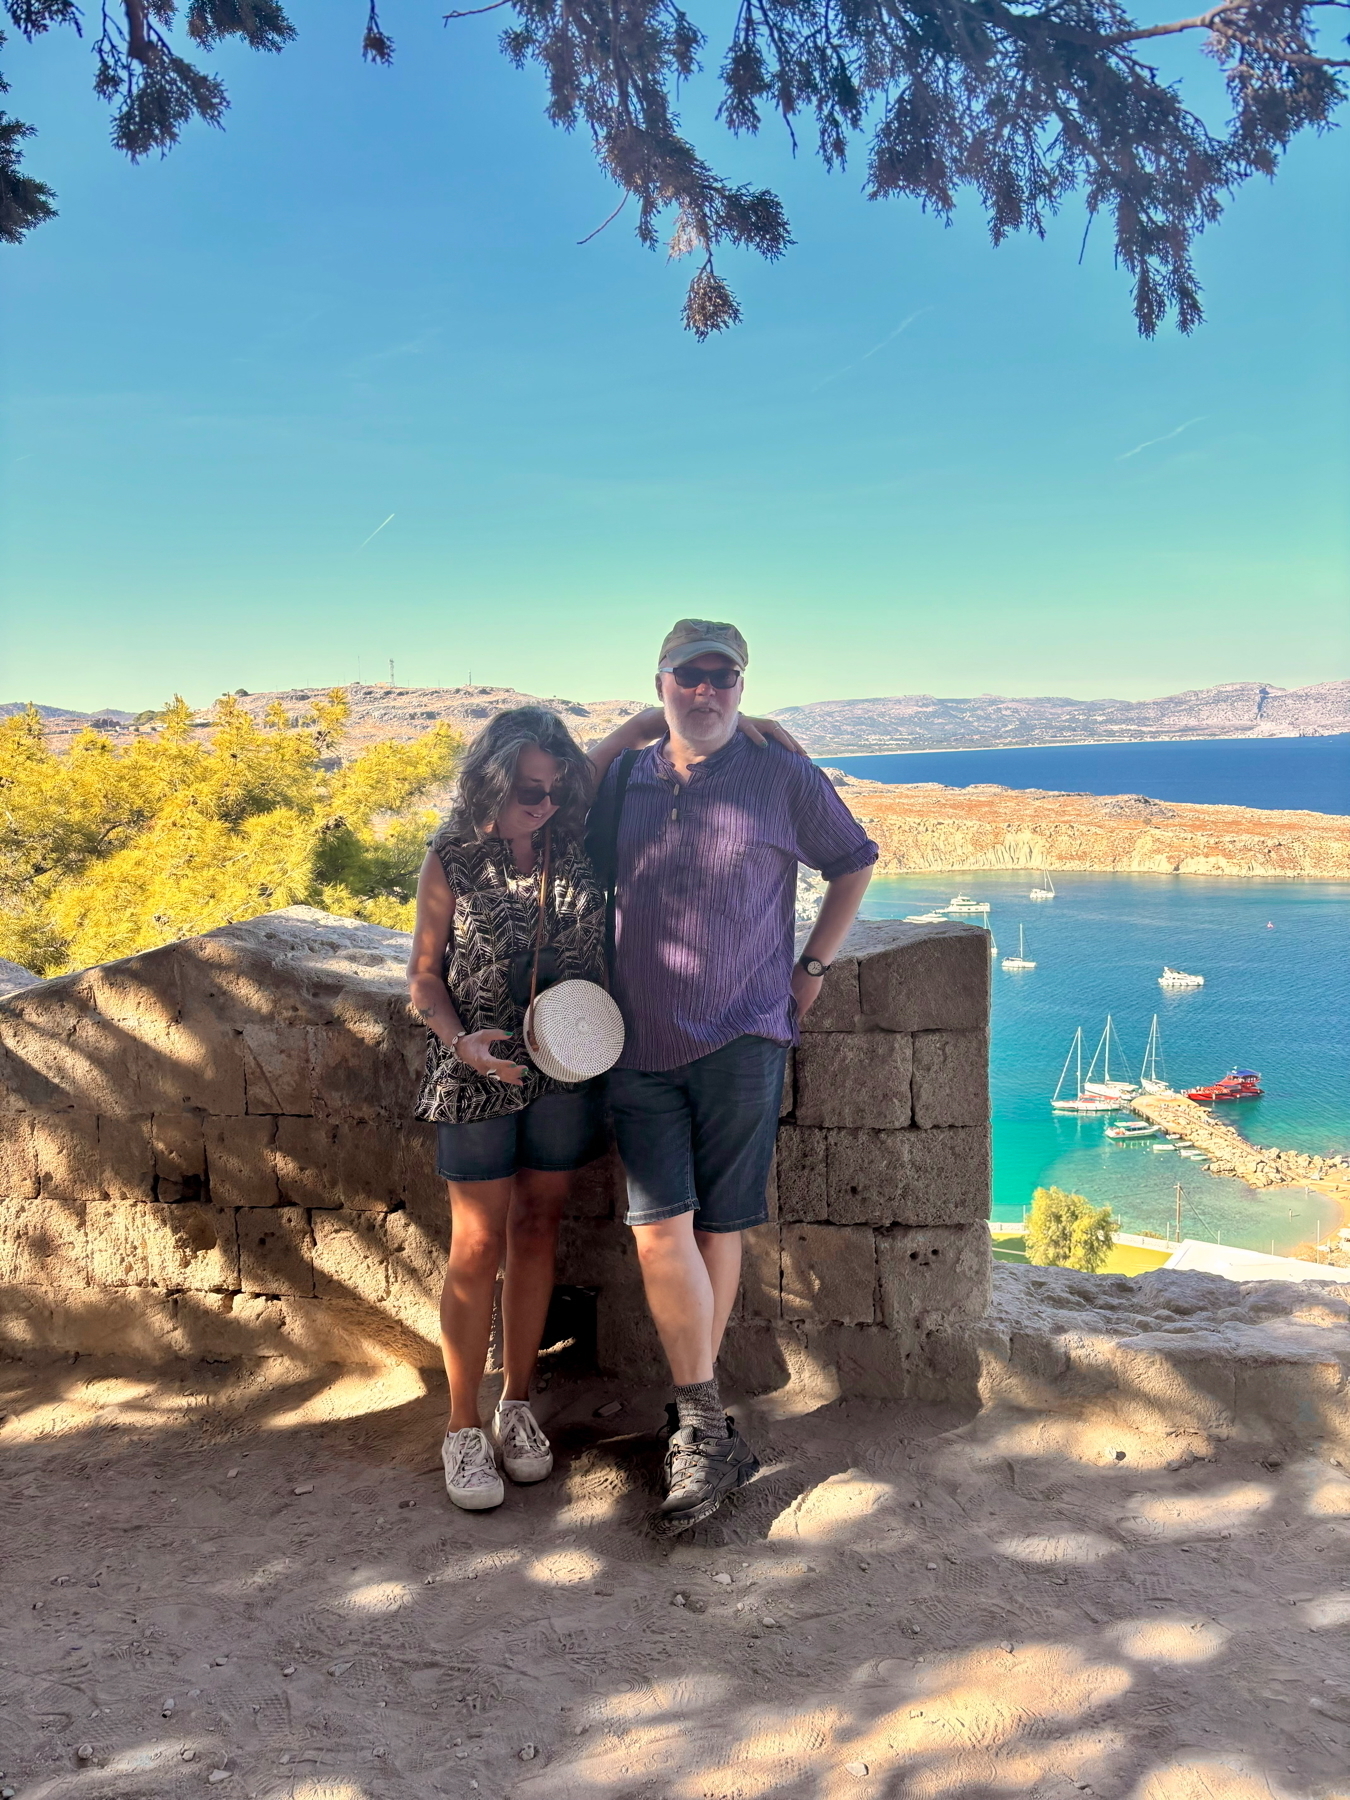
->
xmin=501 ymin=1168 xmax=571 ymax=1402
xmin=441 ymin=1176 xmax=512 ymax=1431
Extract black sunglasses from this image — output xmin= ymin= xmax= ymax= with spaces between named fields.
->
xmin=513 ymin=779 xmax=568 ymax=807
xmin=668 ymin=664 xmax=742 ymax=690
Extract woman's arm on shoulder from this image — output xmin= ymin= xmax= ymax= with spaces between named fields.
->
xmin=407 ymin=852 xmax=462 ymax=1047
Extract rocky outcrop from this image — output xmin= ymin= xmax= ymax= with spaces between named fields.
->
xmin=1132 ymin=1093 xmax=1350 ymax=1199
xmin=834 ymin=778 xmax=1350 ymax=878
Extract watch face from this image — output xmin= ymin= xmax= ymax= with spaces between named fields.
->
xmin=804 ymin=957 xmax=825 ymax=977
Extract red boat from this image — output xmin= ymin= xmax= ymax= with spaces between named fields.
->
xmin=1187 ymin=1068 xmax=1263 ymax=1103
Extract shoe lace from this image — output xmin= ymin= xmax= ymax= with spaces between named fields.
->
xmin=448 ymin=1428 xmax=499 ymax=1489
xmin=498 ymin=1403 xmax=549 ymax=1458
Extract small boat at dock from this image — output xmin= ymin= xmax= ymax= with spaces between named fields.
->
xmin=1082 ymin=1015 xmax=1139 ymax=1099
xmin=1138 ymin=1015 xmax=1174 ymax=1095
xmin=1106 ymin=1120 xmax=1161 ymax=1140
xmin=1187 ymin=1069 xmax=1263 ymax=1103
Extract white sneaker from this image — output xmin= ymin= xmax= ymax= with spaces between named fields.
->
xmin=492 ymin=1400 xmax=554 ymax=1484
xmin=442 ymin=1426 xmax=505 ymax=1511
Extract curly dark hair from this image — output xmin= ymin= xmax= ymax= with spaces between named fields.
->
xmin=436 ymin=707 xmax=594 ymax=847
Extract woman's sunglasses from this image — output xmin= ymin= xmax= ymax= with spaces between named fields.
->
xmin=513 ymin=780 xmax=568 ymax=808
xmin=667 ymin=664 xmax=742 ymax=690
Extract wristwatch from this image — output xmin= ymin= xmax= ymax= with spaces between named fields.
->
xmin=798 ymin=954 xmax=831 ymax=978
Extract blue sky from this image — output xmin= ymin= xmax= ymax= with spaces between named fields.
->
xmin=2 ymin=2 xmax=1348 ymax=716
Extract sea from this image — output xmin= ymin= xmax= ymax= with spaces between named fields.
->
xmin=844 ymin=737 xmax=1350 ymax=1255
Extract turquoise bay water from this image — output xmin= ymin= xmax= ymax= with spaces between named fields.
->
xmin=865 ymin=872 xmax=1350 ymax=1254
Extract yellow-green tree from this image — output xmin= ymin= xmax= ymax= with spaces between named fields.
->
xmin=1025 ymin=1186 xmax=1116 ymax=1274
xmin=0 ymin=694 xmax=460 ymax=975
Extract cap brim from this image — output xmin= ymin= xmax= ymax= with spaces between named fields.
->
xmin=659 ymin=640 xmax=745 ymax=670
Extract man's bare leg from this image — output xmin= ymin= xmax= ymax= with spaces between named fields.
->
xmin=696 ymin=1227 xmax=742 ymax=1364
xmin=631 ymin=1214 xmax=715 ymax=1384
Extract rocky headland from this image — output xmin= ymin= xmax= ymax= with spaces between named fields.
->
xmin=828 ymin=773 xmax=1350 ymax=880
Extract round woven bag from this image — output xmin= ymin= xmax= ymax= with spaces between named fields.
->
xmin=524 ymin=978 xmax=626 ymax=1084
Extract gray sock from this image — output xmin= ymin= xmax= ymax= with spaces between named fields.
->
xmin=674 ymin=1376 xmax=725 ymax=1438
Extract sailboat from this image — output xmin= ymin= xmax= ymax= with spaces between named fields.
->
xmin=1001 ymin=924 xmax=1036 ymax=970
xmin=1139 ymin=1015 xmax=1173 ymax=1095
xmin=1050 ymin=1028 xmax=1121 ymax=1113
xmin=1082 ymin=1014 xmax=1139 ymax=1099
xmin=1029 ymin=871 xmax=1056 ymax=900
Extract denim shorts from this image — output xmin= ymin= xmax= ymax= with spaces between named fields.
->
xmin=608 ymin=1034 xmax=788 ymax=1234
xmin=435 ymin=1083 xmax=607 ymax=1183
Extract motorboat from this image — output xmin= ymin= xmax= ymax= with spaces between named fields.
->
xmin=1105 ymin=1120 xmax=1161 ymax=1140
xmin=1187 ymin=1069 xmax=1263 ymax=1103
xmin=945 ymin=894 xmax=989 ymax=914
xmin=903 ymin=911 xmax=950 ymax=923
xmin=1159 ymin=967 xmax=1204 ymax=989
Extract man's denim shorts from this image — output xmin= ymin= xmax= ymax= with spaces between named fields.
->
xmin=608 ymin=1034 xmax=788 ymax=1234
xmin=435 ymin=1082 xmax=606 ymax=1184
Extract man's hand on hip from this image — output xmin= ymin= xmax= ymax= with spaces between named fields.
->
xmin=791 ymin=963 xmax=825 ymax=1020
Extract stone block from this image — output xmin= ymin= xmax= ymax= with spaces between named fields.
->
xmin=274 ymin=1114 xmax=340 ymax=1210
xmin=0 ymin=1114 xmax=37 ymax=1200
xmin=309 ymin=1007 xmax=406 ymax=1123
xmin=856 ymin=923 xmax=989 ymax=1033
xmin=33 ymin=1110 xmax=102 ymax=1202
xmin=311 ymin=1211 xmax=391 ymax=1306
xmin=241 ymin=1021 xmax=316 ymax=1116
xmin=394 ymin=1123 xmax=446 ymax=1216
xmin=775 ymin=1126 xmax=827 ymax=1223
xmin=794 ymin=1032 xmax=911 ymax=1129
xmin=129 ymin=1018 xmax=247 ymax=1117
xmin=0 ymin=1282 xmax=185 ymax=1362
xmin=331 ymin=1119 xmax=405 ymax=1210
xmin=205 ymin=1115 xmax=280 ymax=1207
xmin=741 ymin=1223 xmax=781 ymax=1320
xmin=911 ymin=1030 xmax=989 ymax=1130
xmin=237 ymin=1206 xmax=314 ymax=1297
xmin=781 ymin=1223 xmax=876 ymax=1325
xmin=0 ymin=1195 xmax=88 ymax=1286
xmin=385 ymin=1207 xmax=445 ymax=1294
xmin=152 ymin=1111 xmax=207 ymax=1201
xmin=719 ymin=1319 xmax=796 ymax=1395
xmin=795 ymin=952 xmax=863 ymax=1032
xmin=876 ymin=1224 xmax=991 ymax=1329
xmin=97 ymin=1115 xmax=155 ymax=1203
xmin=826 ymin=1125 xmax=991 ymax=1226
xmin=87 ymin=1200 xmax=238 ymax=1292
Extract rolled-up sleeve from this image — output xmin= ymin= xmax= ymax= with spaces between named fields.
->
xmin=791 ymin=765 xmax=880 ymax=879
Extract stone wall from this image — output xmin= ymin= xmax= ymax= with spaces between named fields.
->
xmin=0 ymin=908 xmax=992 ymax=1399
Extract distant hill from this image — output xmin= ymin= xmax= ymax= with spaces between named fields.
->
xmin=10 ymin=678 xmax=1348 ymax=756
xmin=768 ymin=680 xmax=1350 ymax=754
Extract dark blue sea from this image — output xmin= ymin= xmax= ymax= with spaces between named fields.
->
xmin=823 ymin=732 xmax=1350 ymax=815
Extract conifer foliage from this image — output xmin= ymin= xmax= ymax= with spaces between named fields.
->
xmin=0 ymin=692 xmax=461 ymax=975
xmin=2 ymin=1 xmax=1346 ymax=331
xmin=1026 ymin=1184 xmax=1117 ymax=1273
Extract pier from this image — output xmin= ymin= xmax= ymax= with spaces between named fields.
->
xmin=1129 ymin=1092 xmax=1350 ymax=1208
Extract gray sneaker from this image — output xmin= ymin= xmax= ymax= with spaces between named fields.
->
xmin=442 ymin=1426 xmax=505 ymax=1511
xmin=656 ymin=1423 xmax=759 ymax=1530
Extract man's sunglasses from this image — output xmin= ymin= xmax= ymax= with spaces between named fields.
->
xmin=513 ymin=780 xmax=568 ymax=808
xmin=667 ymin=664 xmax=742 ymax=690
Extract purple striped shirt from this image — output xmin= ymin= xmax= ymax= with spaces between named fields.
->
xmin=604 ymin=734 xmax=879 ymax=1071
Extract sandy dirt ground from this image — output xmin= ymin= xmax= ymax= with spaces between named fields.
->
xmin=3 ymin=1356 xmax=1350 ymax=1800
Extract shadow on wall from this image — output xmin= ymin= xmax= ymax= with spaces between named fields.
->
xmin=0 ymin=907 xmax=1000 ymax=1406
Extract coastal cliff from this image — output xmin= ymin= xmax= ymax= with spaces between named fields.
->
xmin=830 ymin=776 xmax=1350 ymax=879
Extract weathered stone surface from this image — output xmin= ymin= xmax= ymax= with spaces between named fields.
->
xmin=333 ymin=1120 xmax=408 ymax=1210
xmin=782 ymin=1223 xmax=876 ymax=1325
xmin=826 ymin=1125 xmax=990 ymax=1226
xmin=911 ymin=1030 xmax=989 ymax=1130
xmin=794 ymin=946 xmax=863 ymax=1032
xmin=311 ymin=1210 xmax=392 ymax=1306
xmin=238 ymin=1206 xmax=315 ymax=1297
xmin=741 ymin=1224 xmax=781 ymax=1320
xmin=0 ymin=957 xmax=39 ymax=1000
xmin=794 ymin=1033 xmax=911 ymax=1130
xmin=204 ymin=1115 xmax=280 ymax=1208
xmin=0 ymin=1196 xmax=88 ymax=1286
xmin=241 ymin=1020 xmax=315 ymax=1116
xmin=855 ymin=922 xmax=989 ymax=1033
xmin=775 ymin=1126 xmax=827 ymax=1223
xmin=394 ymin=1123 xmax=447 ymax=1216
xmin=877 ymin=1224 xmax=992 ymax=1328
xmin=274 ymin=1114 xmax=340 ymax=1210
xmin=87 ymin=1200 xmax=238 ymax=1292
xmin=152 ymin=1111 xmax=207 ymax=1201
xmin=0 ymin=1113 xmax=38 ymax=1200
xmin=32 ymin=1110 xmax=102 ymax=1202
xmin=97 ymin=1115 xmax=155 ymax=1204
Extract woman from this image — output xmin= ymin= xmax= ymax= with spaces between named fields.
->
xmin=408 ymin=707 xmax=607 ymax=1511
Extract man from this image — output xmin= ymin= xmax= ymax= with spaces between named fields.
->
xmin=598 ymin=619 xmax=877 ymax=1529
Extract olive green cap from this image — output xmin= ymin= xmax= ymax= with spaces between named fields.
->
xmin=657 ymin=618 xmax=749 ymax=671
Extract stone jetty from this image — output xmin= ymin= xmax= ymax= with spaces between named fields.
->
xmin=1131 ymin=1091 xmax=1350 ymax=1206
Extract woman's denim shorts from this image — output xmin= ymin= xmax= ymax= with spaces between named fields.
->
xmin=435 ymin=1082 xmax=606 ymax=1184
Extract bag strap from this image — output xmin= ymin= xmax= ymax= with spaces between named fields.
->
xmin=604 ymin=749 xmax=637 ymax=971
xmin=527 ymin=821 xmax=553 ymax=1017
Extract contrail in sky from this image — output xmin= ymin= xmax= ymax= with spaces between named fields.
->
xmin=357 ymin=513 xmax=395 ymax=549
xmin=1117 ymin=417 xmax=1206 ymax=461
xmin=811 ymin=309 xmax=932 ymax=393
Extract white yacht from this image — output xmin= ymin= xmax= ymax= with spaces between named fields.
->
xmin=945 ymin=894 xmax=989 ymax=914
xmin=1159 ymin=966 xmax=1204 ymax=989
